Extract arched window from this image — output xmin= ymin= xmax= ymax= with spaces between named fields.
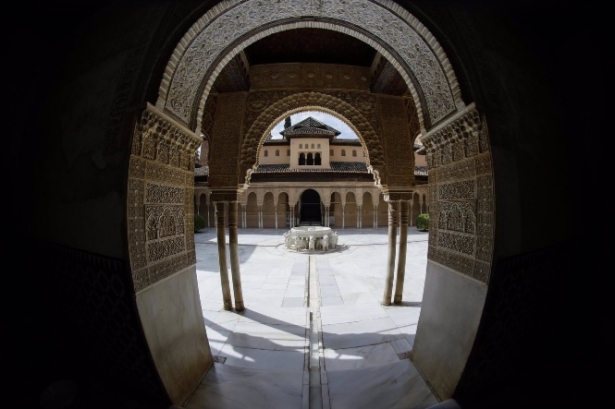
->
xmin=299 ymin=153 xmax=305 ymax=165
xmin=307 ymin=152 xmax=314 ymax=165
xmin=311 ymin=143 xmax=315 ymax=149
xmin=299 ymin=144 xmax=303 ymax=149
xmin=315 ymin=153 xmax=321 ymax=165
xmin=275 ymin=149 xmax=279 ymax=156
xmin=264 ymin=150 xmax=268 ymax=157
xmin=352 ymin=150 xmax=357 ymax=157
xmin=330 ymin=149 xmax=334 ymax=156
xmin=317 ymin=144 xmax=321 ymax=148
xmin=341 ymin=149 xmax=346 ymax=156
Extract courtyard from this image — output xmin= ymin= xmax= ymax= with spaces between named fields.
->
xmin=188 ymin=227 xmax=435 ymax=408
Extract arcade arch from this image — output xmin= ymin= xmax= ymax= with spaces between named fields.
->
xmin=127 ymin=0 xmax=495 ymax=404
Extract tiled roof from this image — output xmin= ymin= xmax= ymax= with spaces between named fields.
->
xmin=280 ymin=116 xmax=341 ymax=137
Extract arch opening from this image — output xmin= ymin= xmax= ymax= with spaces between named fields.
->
xmin=299 ymin=189 xmax=322 ymax=225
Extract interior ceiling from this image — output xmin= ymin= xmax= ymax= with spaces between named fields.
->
xmin=211 ymin=28 xmax=409 ymax=96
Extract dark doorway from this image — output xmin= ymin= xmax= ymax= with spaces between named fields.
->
xmin=300 ymin=189 xmax=321 ymax=224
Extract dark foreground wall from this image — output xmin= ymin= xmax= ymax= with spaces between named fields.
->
xmin=4 ymin=1 xmax=610 ymax=408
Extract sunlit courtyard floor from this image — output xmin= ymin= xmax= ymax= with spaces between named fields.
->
xmin=186 ymin=227 xmax=436 ymax=409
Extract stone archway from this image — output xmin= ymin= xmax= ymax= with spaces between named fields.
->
xmin=129 ymin=0 xmax=496 ymax=404
xmin=240 ymin=92 xmax=387 ymax=186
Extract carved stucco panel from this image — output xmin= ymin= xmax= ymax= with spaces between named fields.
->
xmin=208 ymin=93 xmax=247 ymax=188
xmin=422 ymin=105 xmax=493 ymax=283
xmin=128 ymin=105 xmax=202 ymax=292
xmin=378 ymin=96 xmax=415 ymax=182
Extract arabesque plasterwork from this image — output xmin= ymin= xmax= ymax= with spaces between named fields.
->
xmin=422 ymin=104 xmax=494 ymax=283
xmin=128 ymin=104 xmax=202 ymax=292
xmin=158 ymin=0 xmax=460 ymax=131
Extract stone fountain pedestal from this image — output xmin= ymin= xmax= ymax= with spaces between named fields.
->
xmin=283 ymin=226 xmax=339 ymax=252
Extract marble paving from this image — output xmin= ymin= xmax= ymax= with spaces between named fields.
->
xmin=185 ymin=227 xmax=435 ymax=409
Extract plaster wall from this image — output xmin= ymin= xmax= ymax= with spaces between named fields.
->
xmin=136 ymin=265 xmax=213 ymax=405
xmin=411 ymin=261 xmax=487 ymax=400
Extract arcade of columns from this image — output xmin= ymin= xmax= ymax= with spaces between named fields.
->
xmin=194 ymin=184 xmax=429 ymax=230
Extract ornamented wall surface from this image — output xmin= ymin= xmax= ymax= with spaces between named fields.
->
xmin=128 ymin=104 xmax=202 ymax=291
xmin=158 ymin=0 xmax=460 ymax=130
xmin=422 ymin=104 xmax=494 ymax=283
xmin=207 ymin=93 xmax=247 ymax=188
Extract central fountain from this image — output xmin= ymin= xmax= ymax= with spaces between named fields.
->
xmin=283 ymin=226 xmax=339 ymax=252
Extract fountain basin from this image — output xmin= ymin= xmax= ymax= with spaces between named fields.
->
xmin=284 ymin=226 xmax=338 ymax=252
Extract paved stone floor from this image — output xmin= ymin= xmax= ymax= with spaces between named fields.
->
xmin=185 ymin=227 xmax=437 ymax=409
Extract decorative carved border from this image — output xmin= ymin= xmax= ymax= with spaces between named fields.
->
xmin=422 ymin=104 xmax=494 ymax=283
xmin=157 ymin=0 xmax=461 ymax=131
xmin=239 ymin=91 xmax=387 ymax=188
xmin=128 ymin=104 xmax=201 ymax=292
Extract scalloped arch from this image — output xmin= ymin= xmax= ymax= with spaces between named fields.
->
xmin=239 ymin=92 xmax=386 ymax=188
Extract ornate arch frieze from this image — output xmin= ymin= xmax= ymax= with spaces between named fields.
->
xmin=128 ymin=104 xmax=202 ymax=292
xmin=239 ymin=91 xmax=387 ymax=187
xmin=421 ymin=104 xmax=494 ymax=283
xmin=158 ymin=0 xmax=462 ymax=132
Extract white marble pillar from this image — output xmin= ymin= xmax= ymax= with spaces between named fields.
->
xmin=275 ymin=207 xmax=278 ymax=229
xmin=215 ymin=201 xmax=233 ymax=311
xmin=357 ymin=205 xmax=362 ymax=228
xmin=382 ymin=200 xmax=399 ymax=306
xmin=325 ymin=206 xmax=330 ymax=227
xmin=394 ymin=200 xmax=410 ymax=304
xmin=290 ymin=205 xmax=295 ymax=228
xmin=258 ymin=205 xmax=263 ymax=229
xmin=242 ymin=204 xmax=247 ymax=228
xmin=342 ymin=205 xmax=345 ymax=229
xmin=373 ymin=209 xmax=378 ymax=228
xmin=228 ymin=201 xmax=245 ymax=311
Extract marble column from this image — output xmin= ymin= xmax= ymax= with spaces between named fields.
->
xmin=258 ymin=205 xmax=263 ymax=229
xmin=242 ymin=204 xmax=247 ymax=228
xmin=275 ymin=207 xmax=278 ymax=229
xmin=382 ymin=200 xmax=399 ymax=306
xmin=357 ymin=205 xmax=362 ymax=228
xmin=325 ymin=206 xmax=330 ymax=227
xmin=228 ymin=201 xmax=245 ymax=311
xmin=342 ymin=205 xmax=345 ymax=229
xmin=215 ymin=201 xmax=233 ymax=311
xmin=373 ymin=209 xmax=378 ymax=228
xmin=290 ymin=205 xmax=295 ymax=228
xmin=394 ymin=200 xmax=410 ymax=304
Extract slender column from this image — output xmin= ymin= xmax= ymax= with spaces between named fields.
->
xmin=215 ymin=201 xmax=233 ymax=311
xmin=357 ymin=205 xmax=362 ymax=229
xmin=382 ymin=200 xmax=399 ymax=305
xmin=242 ymin=204 xmax=247 ymax=228
xmin=228 ymin=201 xmax=245 ymax=311
xmin=290 ymin=205 xmax=295 ymax=228
xmin=325 ymin=206 xmax=330 ymax=227
xmin=207 ymin=202 xmax=211 ymax=227
xmin=394 ymin=200 xmax=410 ymax=304
xmin=373 ymin=209 xmax=378 ymax=228
xmin=257 ymin=205 xmax=262 ymax=229
xmin=409 ymin=201 xmax=414 ymax=227
xmin=342 ymin=205 xmax=345 ymax=229
xmin=275 ymin=207 xmax=278 ymax=229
